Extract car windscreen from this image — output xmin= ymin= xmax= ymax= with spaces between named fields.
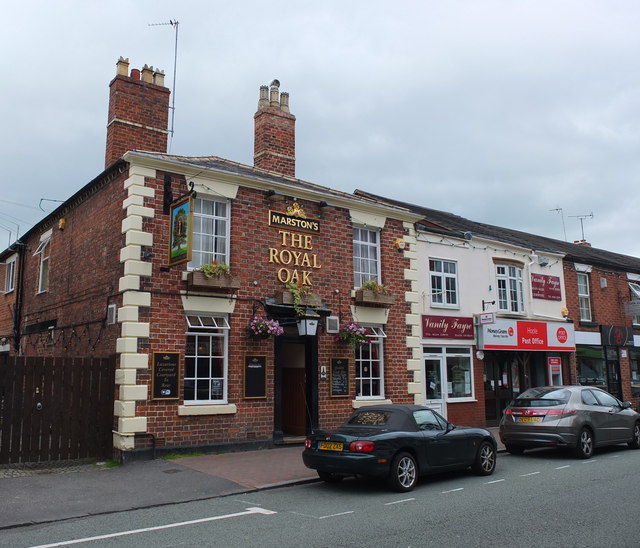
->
xmin=512 ymin=388 xmax=571 ymax=408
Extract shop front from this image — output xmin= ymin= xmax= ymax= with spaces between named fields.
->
xmin=477 ymin=317 xmax=576 ymax=426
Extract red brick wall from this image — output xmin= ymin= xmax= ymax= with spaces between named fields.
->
xmin=564 ymin=261 xmax=639 ymax=405
xmin=137 ymin=173 xmax=413 ymax=445
xmin=253 ymin=107 xmax=296 ymax=177
xmin=16 ymin=172 xmax=126 ymax=358
xmin=105 ymin=70 xmax=170 ymax=167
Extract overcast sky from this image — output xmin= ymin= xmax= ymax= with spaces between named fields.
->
xmin=2 ymin=1 xmax=639 ymax=256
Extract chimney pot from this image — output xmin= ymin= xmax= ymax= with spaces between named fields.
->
xmin=130 ymin=68 xmax=141 ymax=80
xmin=153 ymin=69 xmax=165 ymax=87
xmin=141 ymin=64 xmax=154 ymax=83
xmin=280 ymin=92 xmax=290 ymax=113
xmin=116 ymin=56 xmax=130 ymax=76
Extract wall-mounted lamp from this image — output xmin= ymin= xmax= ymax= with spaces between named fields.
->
xmin=475 ymin=350 xmax=485 ymax=360
xmin=58 ymin=218 xmax=66 ymax=231
xmin=297 ymin=309 xmax=320 ymax=336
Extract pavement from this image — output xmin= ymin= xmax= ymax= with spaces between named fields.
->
xmin=0 ymin=428 xmax=504 ymax=530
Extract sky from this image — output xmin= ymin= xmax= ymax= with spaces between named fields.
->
xmin=2 ymin=1 xmax=640 ymax=256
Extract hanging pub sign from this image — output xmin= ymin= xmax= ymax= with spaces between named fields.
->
xmin=168 ymin=195 xmax=193 ymax=266
xmin=152 ymin=352 xmax=180 ymax=400
xmin=600 ymin=325 xmax=634 ymax=347
xmin=244 ymin=355 xmax=267 ymax=399
xmin=531 ymin=273 xmax=562 ymax=301
xmin=330 ymin=358 xmax=349 ymax=397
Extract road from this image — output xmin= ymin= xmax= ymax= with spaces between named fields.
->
xmin=3 ymin=445 xmax=639 ymax=548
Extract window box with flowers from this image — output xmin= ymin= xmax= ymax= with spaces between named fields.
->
xmin=186 ymin=262 xmax=241 ymax=292
xmin=248 ymin=316 xmax=284 ymax=340
xmin=275 ymin=283 xmax=322 ymax=315
xmin=335 ymin=322 xmax=369 ymax=347
xmin=354 ymin=280 xmax=396 ymax=307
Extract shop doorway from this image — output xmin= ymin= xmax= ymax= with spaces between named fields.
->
xmin=424 ymin=357 xmax=445 ymax=417
xmin=484 ymin=353 xmax=516 ymax=426
xmin=274 ymin=335 xmax=318 ymax=441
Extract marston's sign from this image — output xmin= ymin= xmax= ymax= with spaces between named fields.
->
xmin=531 ymin=273 xmax=562 ymax=301
xmin=422 ymin=315 xmax=474 ymax=339
xmin=478 ymin=318 xmax=575 ymax=351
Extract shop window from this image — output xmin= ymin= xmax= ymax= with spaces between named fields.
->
xmin=353 ymin=227 xmax=380 ymax=289
xmin=3 ymin=256 xmax=16 ymax=293
xmin=496 ymin=264 xmax=524 ymax=314
xmin=355 ymin=325 xmax=386 ymax=399
xmin=576 ymin=345 xmax=606 ymax=390
xmin=188 ymin=197 xmax=230 ymax=270
xmin=34 ymin=236 xmax=51 ymax=294
xmin=630 ymin=348 xmax=640 ymax=398
xmin=577 ymin=272 xmax=592 ymax=322
xmin=184 ymin=314 xmax=229 ymax=404
xmin=629 ymin=283 xmax=640 ymax=326
xmin=429 ymin=258 xmax=458 ymax=308
xmin=423 ymin=346 xmax=474 ymax=401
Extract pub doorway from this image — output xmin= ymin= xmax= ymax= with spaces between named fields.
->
xmin=274 ymin=334 xmax=318 ymax=442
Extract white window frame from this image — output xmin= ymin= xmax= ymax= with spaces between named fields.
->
xmin=188 ymin=197 xmax=231 ymax=270
xmin=355 ymin=325 xmax=386 ymax=400
xmin=34 ymin=236 xmax=51 ymax=294
xmin=577 ymin=272 xmax=592 ymax=322
xmin=353 ymin=226 xmax=381 ymax=289
xmin=496 ymin=264 xmax=525 ymax=314
xmin=184 ymin=314 xmax=230 ymax=405
xmin=629 ymin=282 xmax=640 ymax=326
xmin=423 ymin=346 xmax=475 ymax=402
xmin=3 ymin=256 xmax=16 ymax=293
xmin=429 ymin=258 xmax=459 ymax=308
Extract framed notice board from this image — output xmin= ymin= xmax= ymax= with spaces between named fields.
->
xmin=330 ymin=358 xmax=349 ymax=397
xmin=244 ymin=355 xmax=267 ymax=399
xmin=152 ymin=352 xmax=180 ymax=400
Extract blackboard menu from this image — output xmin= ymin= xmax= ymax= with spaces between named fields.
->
xmin=152 ymin=352 xmax=180 ymax=400
xmin=244 ymin=355 xmax=267 ymax=399
xmin=330 ymin=358 xmax=349 ymax=397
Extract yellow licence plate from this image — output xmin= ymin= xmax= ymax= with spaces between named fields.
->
xmin=318 ymin=441 xmax=343 ymax=451
xmin=517 ymin=417 xmax=542 ymax=423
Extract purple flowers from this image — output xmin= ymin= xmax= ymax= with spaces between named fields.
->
xmin=249 ymin=316 xmax=284 ymax=337
xmin=335 ymin=322 xmax=368 ymax=346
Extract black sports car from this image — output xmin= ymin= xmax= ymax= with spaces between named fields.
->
xmin=303 ymin=404 xmax=497 ymax=492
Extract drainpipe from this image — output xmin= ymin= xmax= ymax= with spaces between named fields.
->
xmin=11 ymin=241 xmax=26 ymax=353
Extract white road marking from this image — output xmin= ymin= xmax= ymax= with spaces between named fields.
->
xmin=441 ymin=487 xmax=464 ymax=494
xmin=485 ymin=479 xmax=505 ymax=484
xmin=318 ymin=511 xmax=355 ymax=519
xmin=581 ymin=460 xmax=596 ymax=464
xmin=385 ymin=498 xmax=416 ymax=505
xmin=520 ymin=472 xmax=540 ymax=477
xmin=555 ymin=465 xmax=571 ymax=470
xmin=29 ymin=507 xmax=277 ymax=548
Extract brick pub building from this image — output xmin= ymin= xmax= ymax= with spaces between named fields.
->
xmin=0 ymin=58 xmax=424 ymax=461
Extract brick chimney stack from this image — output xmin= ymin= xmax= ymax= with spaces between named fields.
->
xmin=254 ymin=79 xmax=296 ymax=177
xmin=105 ymin=57 xmax=171 ymax=168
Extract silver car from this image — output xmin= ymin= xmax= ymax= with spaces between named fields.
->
xmin=499 ymin=386 xmax=640 ymax=458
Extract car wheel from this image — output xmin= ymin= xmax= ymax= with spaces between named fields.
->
xmin=472 ymin=441 xmax=496 ymax=475
xmin=575 ymin=427 xmax=594 ymax=459
xmin=317 ymin=470 xmax=343 ymax=483
xmin=628 ymin=423 xmax=640 ymax=450
xmin=505 ymin=444 xmax=525 ymax=455
xmin=387 ymin=452 xmax=418 ymax=492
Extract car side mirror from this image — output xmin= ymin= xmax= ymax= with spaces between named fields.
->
xmin=446 ymin=422 xmax=456 ymax=432
xmin=621 ymin=401 xmax=632 ymax=410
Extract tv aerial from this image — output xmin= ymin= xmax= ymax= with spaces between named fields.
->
xmin=569 ymin=212 xmax=594 ymax=241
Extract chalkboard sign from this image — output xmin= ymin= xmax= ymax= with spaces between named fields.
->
xmin=152 ymin=352 xmax=180 ymax=400
xmin=330 ymin=358 xmax=349 ymax=397
xmin=244 ymin=355 xmax=267 ymax=399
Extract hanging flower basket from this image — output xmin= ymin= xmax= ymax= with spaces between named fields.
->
xmin=248 ymin=316 xmax=284 ymax=339
xmin=335 ymin=322 xmax=369 ymax=347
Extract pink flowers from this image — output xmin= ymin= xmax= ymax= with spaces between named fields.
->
xmin=335 ymin=322 xmax=368 ymax=346
xmin=249 ymin=316 xmax=284 ymax=337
